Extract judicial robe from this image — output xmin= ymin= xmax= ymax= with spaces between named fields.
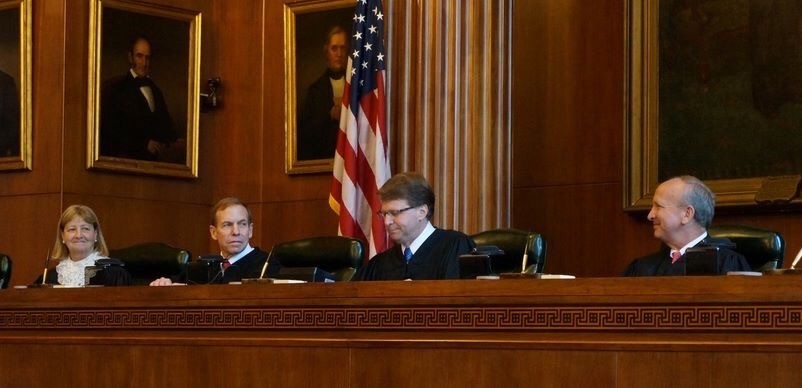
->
xmin=353 ymin=229 xmax=475 ymax=281
xmin=34 ymin=265 xmax=132 ymax=286
xmin=175 ymin=246 xmax=280 ymax=284
xmin=624 ymin=237 xmax=750 ymax=276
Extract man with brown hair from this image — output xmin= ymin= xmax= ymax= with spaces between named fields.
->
xmin=353 ymin=172 xmax=475 ymax=281
xmin=150 ymin=197 xmax=280 ymax=285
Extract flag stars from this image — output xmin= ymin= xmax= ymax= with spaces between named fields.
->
xmin=357 ymin=14 xmax=365 ymax=23
xmin=377 ymin=52 xmax=384 ymax=61
xmin=369 ymin=25 xmax=377 ymax=34
xmin=373 ymin=6 xmax=378 ymax=15
xmin=362 ymin=61 xmax=368 ymax=69
xmin=354 ymin=31 xmax=363 ymax=40
xmin=365 ymin=42 xmax=372 ymax=51
xmin=353 ymin=50 xmax=360 ymax=58
xmin=377 ymin=12 xmax=383 ymax=20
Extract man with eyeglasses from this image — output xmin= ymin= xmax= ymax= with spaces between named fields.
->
xmin=624 ymin=176 xmax=748 ymax=276
xmin=150 ymin=197 xmax=281 ymax=285
xmin=352 ymin=172 xmax=475 ymax=281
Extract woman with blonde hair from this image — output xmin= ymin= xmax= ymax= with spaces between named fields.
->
xmin=37 ymin=205 xmax=130 ymax=286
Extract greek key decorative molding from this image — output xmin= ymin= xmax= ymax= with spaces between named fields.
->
xmin=1 ymin=304 xmax=801 ymax=331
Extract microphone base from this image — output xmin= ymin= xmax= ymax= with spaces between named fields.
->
xmin=26 ymin=283 xmax=54 ymax=288
xmin=499 ymin=272 xmax=541 ymax=279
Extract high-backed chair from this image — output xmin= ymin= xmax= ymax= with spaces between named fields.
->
xmin=470 ymin=229 xmax=547 ymax=274
xmin=109 ymin=243 xmax=191 ymax=285
xmin=0 ymin=254 xmax=11 ymax=289
xmin=708 ymin=225 xmax=785 ymax=271
xmin=273 ymin=236 xmax=365 ymax=281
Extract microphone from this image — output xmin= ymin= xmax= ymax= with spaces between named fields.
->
xmin=520 ymin=234 xmax=535 ymax=274
xmin=41 ymin=250 xmax=51 ymax=285
xmin=258 ymin=246 xmax=275 ymax=279
xmin=790 ymin=247 xmax=802 ymax=270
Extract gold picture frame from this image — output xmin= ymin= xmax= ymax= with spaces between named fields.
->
xmin=284 ymin=0 xmax=353 ymax=175
xmin=87 ymin=0 xmax=200 ymax=178
xmin=0 ymin=0 xmax=31 ymax=171
xmin=624 ymin=0 xmax=786 ymax=210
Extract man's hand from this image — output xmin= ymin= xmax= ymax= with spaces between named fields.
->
xmin=149 ymin=277 xmax=185 ymax=286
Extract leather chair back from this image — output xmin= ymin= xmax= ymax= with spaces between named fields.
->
xmin=110 ymin=243 xmax=190 ymax=285
xmin=708 ymin=225 xmax=785 ymax=271
xmin=273 ymin=236 xmax=365 ymax=281
xmin=0 ymin=254 xmax=11 ymax=289
xmin=470 ymin=229 xmax=547 ymax=273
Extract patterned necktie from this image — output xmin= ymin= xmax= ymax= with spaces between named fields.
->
xmin=670 ymin=251 xmax=682 ymax=264
xmin=222 ymin=259 xmax=231 ymax=270
xmin=403 ymin=247 xmax=413 ymax=263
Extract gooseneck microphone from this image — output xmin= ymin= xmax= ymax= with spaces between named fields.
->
xmin=41 ymin=249 xmax=51 ymax=285
xmin=258 ymin=247 xmax=275 ymax=279
xmin=520 ymin=234 xmax=535 ymax=274
xmin=790 ymin=247 xmax=802 ymax=270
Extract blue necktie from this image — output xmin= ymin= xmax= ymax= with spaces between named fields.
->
xmin=403 ymin=247 xmax=413 ymax=262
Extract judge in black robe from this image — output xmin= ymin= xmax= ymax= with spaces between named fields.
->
xmin=174 ymin=246 xmax=279 ymax=284
xmin=624 ymin=175 xmax=749 ymax=277
xmin=34 ymin=204 xmax=131 ymax=287
xmin=36 ymin=262 xmax=132 ymax=287
xmin=151 ymin=197 xmax=280 ymax=286
xmin=624 ymin=236 xmax=749 ymax=276
xmin=353 ymin=229 xmax=474 ymax=281
xmin=352 ymin=172 xmax=475 ymax=281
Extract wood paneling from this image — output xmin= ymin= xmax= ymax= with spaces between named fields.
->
xmin=510 ymin=0 xmax=802 ymax=275
xmin=351 ymin=349 xmax=616 ymax=387
xmin=387 ymin=0 xmax=511 ymax=232
xmin=6 ymin=0 xmax=802 ymax=288
xmin=512 ymin=0 xmax=623 ymax=187
xmin=4 ymin=278 xmax=802 ymax=387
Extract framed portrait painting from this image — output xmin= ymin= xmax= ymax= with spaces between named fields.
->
xmin=87 ymin=0 xmax=201 ymax=178
xmin=284 ymin=0 xmax=354 ymax=174
xmin=625 ymin=0 xmax=802 ymax=210
xmin=0 ymin=0 xmax=31 ymax=171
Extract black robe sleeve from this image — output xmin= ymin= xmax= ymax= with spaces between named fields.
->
xmin=353 ymin=229 xmax=475 ymax=281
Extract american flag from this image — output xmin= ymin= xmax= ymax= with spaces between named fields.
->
xmin=329 ymin=0 xmax=390 ymax=259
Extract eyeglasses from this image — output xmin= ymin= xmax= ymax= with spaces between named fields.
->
xmin=376 ymin=206 xmax=415 ymax=219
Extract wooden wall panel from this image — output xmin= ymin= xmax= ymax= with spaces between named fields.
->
xmin=512 ymin=0 xmax=623 ymax=187
xmin=1 ymin=344 xmax=350 ymax=388
xmin=514 ymin=183 xmax=653 ymax=277
xmin=511 ymin=0 xmax=802 ymax=274
xmin=387 ymin=0 xmax=511 ymax=233
xmin=7 ymin=0 xmax=802 ymax=287
xmin=351 ymin=348 xmax=616 ymax=387
xmin=0 ymin=1 xmax=66 ymax=285
xmin=0 ymin=195 xmax=63 ymax=286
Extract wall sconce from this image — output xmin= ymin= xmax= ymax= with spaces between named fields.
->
xmin=200 ymin=77 xmax=222 ymax=112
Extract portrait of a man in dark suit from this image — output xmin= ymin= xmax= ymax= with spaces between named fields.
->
xmin=0 ymin=68 xmax=19 ymax=157
xmin=100 ymin=35 xmax=180 ymax=161
xmin=0 ymin=6 xmax=21 ymax=159
xmin=297 ymin=25 xmax=349 ymax=161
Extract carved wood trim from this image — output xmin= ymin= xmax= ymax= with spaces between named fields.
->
xmin=3 ymin=304 xmax=800 ymax=331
